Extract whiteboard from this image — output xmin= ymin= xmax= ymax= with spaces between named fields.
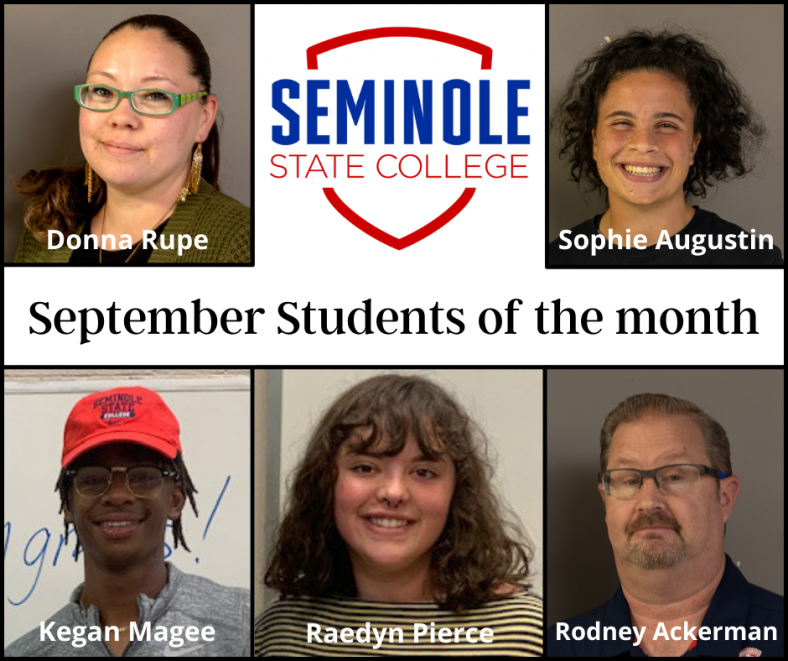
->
xmin=3 ymin=376 xmax=251 ymax=648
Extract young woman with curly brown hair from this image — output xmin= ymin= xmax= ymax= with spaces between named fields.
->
xmin=255 ymin=374 xmax=542 ymax=656
xmin=548 ymin=28 xmax=783 ymax=266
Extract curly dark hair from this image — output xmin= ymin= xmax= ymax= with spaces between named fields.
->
xmin=11 ymin=14 xmax=220 ymax=243
xmin=550 ymin=26 xmax=767 ymax=201
xmin=55 ymin=451 xmax=199 ymax=559
xmin=265 ymin=374 xmax=533 ymax=612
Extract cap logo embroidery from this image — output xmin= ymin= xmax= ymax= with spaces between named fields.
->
xmin=93 ymin=393 xmax=143 ymax=424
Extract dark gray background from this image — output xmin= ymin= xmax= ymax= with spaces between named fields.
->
xmin=548 ymin=4 xmax=785 ymax=249
xmin=3 ymin=4 xmax=251 ymax=262
xmin=547 ymin=368 xmax=784 ymax=628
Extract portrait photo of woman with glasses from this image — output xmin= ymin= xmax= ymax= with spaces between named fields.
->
xmin=256 ymin=373 xmax=543 ymax=656
xmin=8 ymin=11 xmax=251 ymax=265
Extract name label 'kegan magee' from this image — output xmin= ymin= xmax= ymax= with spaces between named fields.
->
xmin=39 ymin=621 xmax=216 ymax=648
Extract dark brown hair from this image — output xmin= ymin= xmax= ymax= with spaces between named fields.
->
xmin=550 ymin=26 xmax=766 ymax=203
xmin=55 ymin=451 xmax=199 ymax=559
xmin=265 ymin=374 xmax=533 ymax=612
xmin=600 ymin=393 xmax=732 ymax=488
xmin=11 ymin=14 xmax=220 ymax=243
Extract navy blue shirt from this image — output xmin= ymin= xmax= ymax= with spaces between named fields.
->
xmin=547 ymin=555 xmax=783 ymax=656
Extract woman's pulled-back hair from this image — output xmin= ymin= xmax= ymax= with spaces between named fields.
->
xmin=265 ymin=374 xmax=533 ymax=612
xmin=550 ymin=26 xmax=766 ymax=202
xmin=11 ymin=14 xmax=220 ymax=243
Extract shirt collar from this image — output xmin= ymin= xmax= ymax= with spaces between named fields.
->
xmin=70 ymin=561 xmax=183 ymax=622
xmin=599 ymin=583 xmax=639 ymax=656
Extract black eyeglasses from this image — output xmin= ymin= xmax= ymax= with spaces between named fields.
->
xmin=65 ymin=465 xmax=178 ymax=499
xmin=599 ymin=464 xmax=726 ymax=499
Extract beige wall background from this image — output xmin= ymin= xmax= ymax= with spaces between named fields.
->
xmin=253 ymin=370 xmax=267 ymax=617
xmin=256 ymin=368 xmax=543 ymax=616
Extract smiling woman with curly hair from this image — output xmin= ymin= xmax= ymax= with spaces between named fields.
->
xmin=255 ymin=374 xmax=542 ymax=656
xmin=548 ymin=27 xmax=783 ymax=266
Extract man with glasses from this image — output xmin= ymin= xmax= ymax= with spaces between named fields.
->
xmin=4 ymin=386 xmax=250 ymax=657
xmin=548 ymin=393 xmax=783 ymax=657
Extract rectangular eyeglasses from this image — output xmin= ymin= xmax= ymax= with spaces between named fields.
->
xmin=599 ymin=463 xmax=727 ymax=499
xmin=74 ymin=84 xmax=207 ymax=116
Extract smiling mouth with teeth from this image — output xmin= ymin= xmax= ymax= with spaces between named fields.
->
xmin=622 ymin=165 xmax=665 ymax=177
xmin=96 ymin=518 xmax=144 ymax=529
xmin=367 ymin=517 xmax=412 ymax=528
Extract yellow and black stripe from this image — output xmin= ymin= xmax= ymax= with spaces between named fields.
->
xmin=179 ymin=91 xmax=208 ymax=105
xmin=255 ymin=591 xmax=542 ymax=656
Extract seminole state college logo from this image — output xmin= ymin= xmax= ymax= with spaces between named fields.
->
xmin=270 ymin=26 xmax=530 ymax=249
xmin=94 ymin=393 xmax=142 ymax=424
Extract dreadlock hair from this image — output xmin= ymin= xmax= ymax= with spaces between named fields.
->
xmin=55 ymin=451 xmax=198 ymax=560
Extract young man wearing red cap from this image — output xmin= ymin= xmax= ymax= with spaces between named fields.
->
xmin=4 ymin=386 xmax=250 ymax=657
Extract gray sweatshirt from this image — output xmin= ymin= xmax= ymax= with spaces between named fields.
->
xmin=4 ymin=562 xmax=250 ymax=657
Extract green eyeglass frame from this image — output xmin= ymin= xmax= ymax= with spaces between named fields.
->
xmin=74 ymin=84 xmax=208 ymax=117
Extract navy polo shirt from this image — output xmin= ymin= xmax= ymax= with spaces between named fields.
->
xmin=547 ymin=554 xmax=783 ymax=656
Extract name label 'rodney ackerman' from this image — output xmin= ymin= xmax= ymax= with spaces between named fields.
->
xmin=555 ymin=621 xmax=777 ymax=644
xmin=40 ymin=621 xmax=216 ymax=648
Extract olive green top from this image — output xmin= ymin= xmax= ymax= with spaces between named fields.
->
xmin=14 ymin=177 xmax=250 ymax=264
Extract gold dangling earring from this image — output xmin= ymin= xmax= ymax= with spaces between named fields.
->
xmin=179 ymin=142 xmax=203 ymax=202
xmin=85 ymin=162 xmax=93 ymax=203
xmin=190 ymin=142 xmax=203 ymax=195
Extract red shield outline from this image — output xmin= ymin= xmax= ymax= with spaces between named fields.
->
xmin=306 ymin=27 xmax=493 ymax=249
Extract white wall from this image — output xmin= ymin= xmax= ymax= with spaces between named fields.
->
xmin=3 ymin=372 xmax=251 ymax=648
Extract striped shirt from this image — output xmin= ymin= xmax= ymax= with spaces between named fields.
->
xmin=255 ymin=590 xmax=542 ymax=656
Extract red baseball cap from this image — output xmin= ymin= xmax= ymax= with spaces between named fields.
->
xmin=62 ymin=386 xmax=181 ymax=468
